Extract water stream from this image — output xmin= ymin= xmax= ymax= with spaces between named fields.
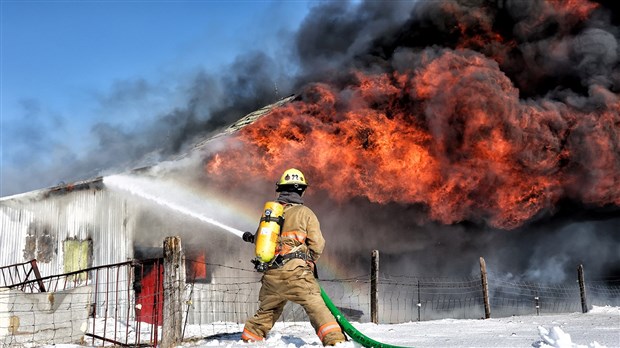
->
xmin=103 ymin=174 xmax=245 ymax=238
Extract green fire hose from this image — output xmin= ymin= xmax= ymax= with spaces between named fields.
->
xmin=320 ymin=287 xmax=412 ymax=348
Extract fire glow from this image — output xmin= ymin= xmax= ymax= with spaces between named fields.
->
xmin=205 ymin=0 xmax=619 ymax=230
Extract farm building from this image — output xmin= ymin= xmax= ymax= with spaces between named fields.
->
xmin=3 ymin=87 xmax=618 ymax=346
xmin=0 ymin=96 xmax=297 ymax=332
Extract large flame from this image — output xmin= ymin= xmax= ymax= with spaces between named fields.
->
xmin=205 ymin=0 xmax=619 ymax=230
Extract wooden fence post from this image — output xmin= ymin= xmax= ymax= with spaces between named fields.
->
xmin=162 ymin=236 xmax=186 ymax=347
xmin=371 ymin=250 xmax=379 ymax=324
xmin=417 ymin=280 xmax=421 ymax=322
xmin=578 ymin=264 xmax=588 ymax=313
xmin=479 ymin=257 xmax=491 ymax=319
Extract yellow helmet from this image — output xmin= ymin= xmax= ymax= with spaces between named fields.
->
xmin=276 ymin=168 xmax=308 ymax=191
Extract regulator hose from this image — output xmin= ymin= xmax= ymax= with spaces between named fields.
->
xmin=320 ymin=287 xmax=412 ymax=348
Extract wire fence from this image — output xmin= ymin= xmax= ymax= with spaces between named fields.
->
xmin=0 ymin=256 xmax=619 ymax=346
xmin=183 ymin=260 xmax=620 ymax=326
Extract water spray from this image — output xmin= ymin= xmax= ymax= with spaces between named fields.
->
xmin=104 ymin=174 xmax=245 ymax=238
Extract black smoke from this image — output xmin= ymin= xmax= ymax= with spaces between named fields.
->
xmin=2 ymin=51 xmax=295 ymax=196
xmin=6 ymin=0 xmax=619 ymax=283
xmin=293 ymin=0 xmax=619 ymax=100
xmin=6 ymin=1 xmax=618 ymax=195
xmin=233 ymin=0 xmax=619 ymax=282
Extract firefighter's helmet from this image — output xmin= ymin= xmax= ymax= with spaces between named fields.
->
xmin=276 ymin=168 xmax=307 ymax=192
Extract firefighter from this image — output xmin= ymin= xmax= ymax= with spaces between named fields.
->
xmin=242 ymin=168 xmax=346 ymax=346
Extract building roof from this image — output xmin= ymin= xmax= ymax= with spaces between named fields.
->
xmin=189 ymin=94 xmax=296 ymax=151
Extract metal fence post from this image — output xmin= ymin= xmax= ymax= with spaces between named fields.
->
xmin=417 ymin=280 xmax=421 ymax=321
xmin=162 ymin=236 xmax=186 ymax=347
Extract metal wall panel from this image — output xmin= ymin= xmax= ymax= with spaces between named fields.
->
xmin=0 ymin=186 xmax=134 ymax=279
xmin=0 ymin=179 xmax=256 ymax=324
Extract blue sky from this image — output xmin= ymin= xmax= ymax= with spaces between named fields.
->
xmin=1 ymin=0 xmax=314 ymax=197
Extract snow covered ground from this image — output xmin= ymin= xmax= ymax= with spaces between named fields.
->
xmin=180 ymin=306 xmax=619 ymax=348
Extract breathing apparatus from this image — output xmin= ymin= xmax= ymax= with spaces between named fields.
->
xmin=242 ymin=168 xmax=308 ymax=272
xmin=242 ymin=201 xmax=284 ymax=272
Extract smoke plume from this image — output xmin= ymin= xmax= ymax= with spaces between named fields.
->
xmin=206 ymin=0 xmax=619 ymax=228
xmin=202 ymin=0 xmax=620 ymax=280
xmin=6 ymin=1 xmax=618 ymax=282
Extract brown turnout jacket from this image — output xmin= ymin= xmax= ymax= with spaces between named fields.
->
xmin=276 ymin=203 xmax=325 ymax=270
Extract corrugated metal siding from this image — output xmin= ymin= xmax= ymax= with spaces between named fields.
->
xmin=0 ymin=180 xmax=258 ymax=323
xmin=0 ymin=187 xmax=134 ymax=280
xmin=0 ymin=205 xmax=31 ymax=275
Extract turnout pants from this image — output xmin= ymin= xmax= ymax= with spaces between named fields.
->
xmin=242 ymin=263 xmax=345 ymax=346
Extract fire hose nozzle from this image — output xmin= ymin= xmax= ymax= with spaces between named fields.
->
xmin=242 ymin=232 xmax=255 ymax=243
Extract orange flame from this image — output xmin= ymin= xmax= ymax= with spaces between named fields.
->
xmin=206 ymin=47 xmax=619 ymax=229
xmin=191 ymin=253 xmax=207 ymax=279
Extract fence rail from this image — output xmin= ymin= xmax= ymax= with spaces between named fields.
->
xmin=0 ymin=260 xmax=45 ymax=292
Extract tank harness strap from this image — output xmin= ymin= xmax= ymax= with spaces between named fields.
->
xmin=281 ymin=251 xmax=308 ymax=261
xmin=260 ymin=215 xmax=284 ymax=225
xmin=268 ymin=245 xmax=308 ymax=269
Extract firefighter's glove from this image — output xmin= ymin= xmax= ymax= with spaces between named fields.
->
xmin=242 ymin=232 xmax=255 ymax=243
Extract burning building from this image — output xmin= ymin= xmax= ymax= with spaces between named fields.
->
xmin=0 ymin=97 xmax=296 ymax=326
xmin=0 ymin=0 xmax=618 ymax=326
